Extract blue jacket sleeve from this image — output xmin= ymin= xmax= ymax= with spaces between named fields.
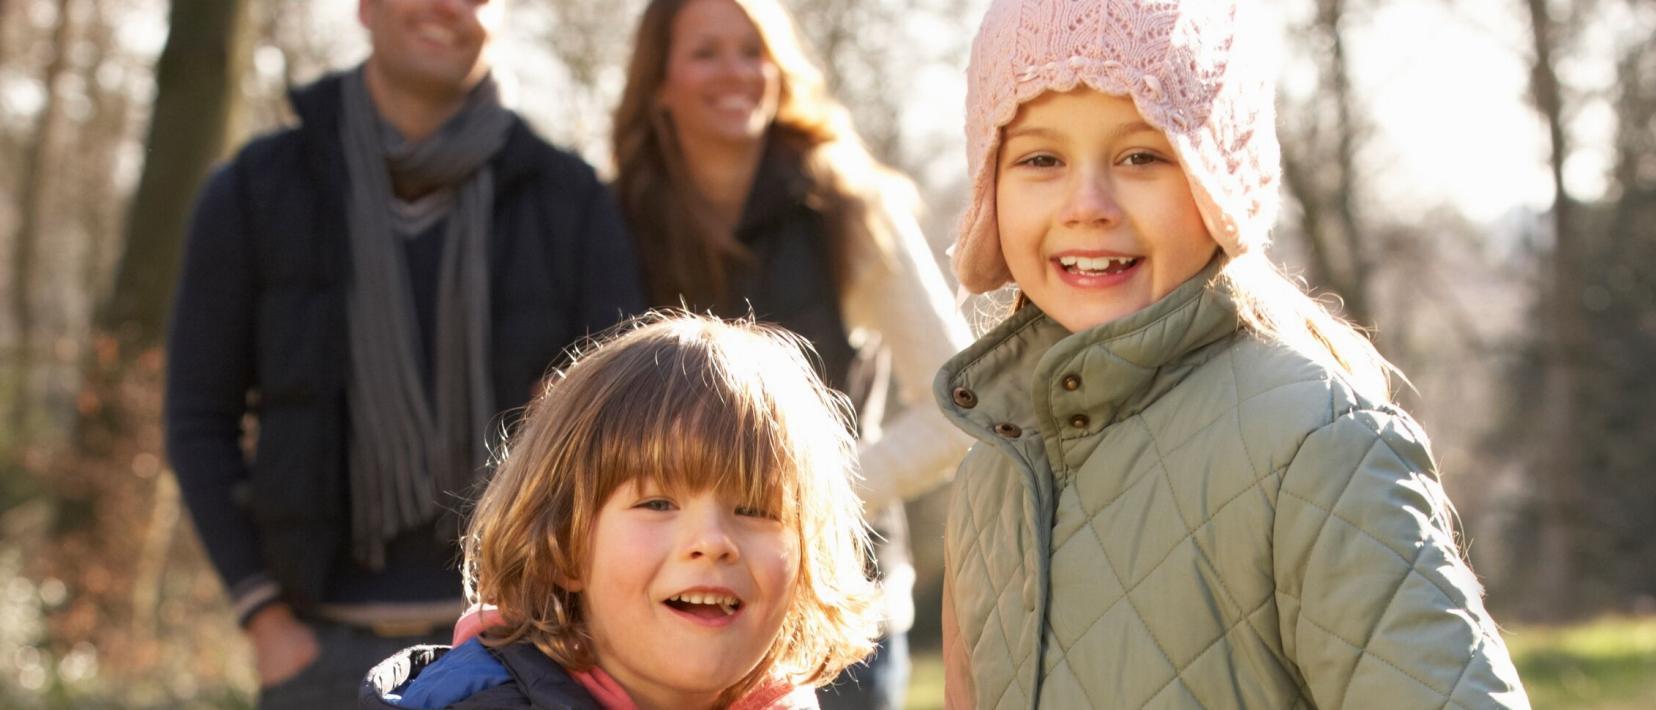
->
xmin=163 ymin=161 xmax=274 ymax=620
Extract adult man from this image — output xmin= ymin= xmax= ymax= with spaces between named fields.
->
xmin=164 ymin=0 xmax=644 ymax=705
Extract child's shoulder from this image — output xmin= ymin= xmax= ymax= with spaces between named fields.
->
xmin=359 ymin=639 xmax=516 ymax=709
xmin=359 ymin=639 xmax=599 ymax=710
xmin=1223 ymin=331 xmax=1385 ymax=413
xmin=1219 ymin=333 xmax=1408 ymax=459
xmin=1216 ymin=333 xmax=1434 ymax=487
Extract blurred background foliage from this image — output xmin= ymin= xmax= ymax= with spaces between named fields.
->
xmin=0 ymin=0 xmax=1653 ymax=706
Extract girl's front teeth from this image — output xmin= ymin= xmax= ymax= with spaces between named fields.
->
xmin=1059 ymin=255 xmax=1139 ymax=274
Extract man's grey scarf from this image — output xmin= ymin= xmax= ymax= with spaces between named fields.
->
xmin=339 ymin=67 xmax=512 ymax=570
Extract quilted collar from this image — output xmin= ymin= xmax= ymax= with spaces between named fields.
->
xmin=936 ymin=257 xmax=1239 ymax=444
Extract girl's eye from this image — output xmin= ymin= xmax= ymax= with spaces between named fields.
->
xmin=1120 ymin=151 xmax=1166 ymax=167
xmin=742 ymin=43 xmax=764 ymax=60
xmin=1015 ymin=154 xmax=1061 ymax=169
xmin=636 ymin=498 xmax=675 ymax=512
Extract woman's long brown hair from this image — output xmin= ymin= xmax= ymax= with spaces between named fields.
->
xmin=612 ymin=0 xmax=910 ymax=307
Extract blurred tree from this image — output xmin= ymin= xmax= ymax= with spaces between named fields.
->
xmin=517 ymin=0 xmax=637 ymax=163
xmin=8 ymin=0 xmax=74 ymax=435
xmin=0 ymin=0 xmax=10 ymax=63
xmin=82 ymin=0 xmax=251 ymax=450
xmin=1520 ymin=0 xmax=1592 ymax=617
xmin=95 ymin=0 xmax=250 ymax=357
xmin=1279 ymin=0 xmax=1374 ymax=328
xmin=72 ymin=0 xmax=128 ymax=301
xmin=792 ymin=0 xmax=977 ymax=181
xmin=1571 ymin=6 xmax=1656 ymax=606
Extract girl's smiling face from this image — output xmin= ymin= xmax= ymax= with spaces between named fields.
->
xmin=995 ymin=88 xmax=1217 ymax=332
xmin=575 ymin=478 xmax=798 ymax=709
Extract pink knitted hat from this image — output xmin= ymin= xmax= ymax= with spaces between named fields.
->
xmin=953 ymin=0 xmax=1282 ymax=293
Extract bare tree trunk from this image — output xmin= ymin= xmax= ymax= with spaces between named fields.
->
xmin=1606 ymin=38 xmax=1656 ymax=599
xmin=96 ymin=0 xmax=251 ymax=353
xmin=78 ymin=0 xmax=126 ymax=300
xmin=0 ymin=0 xmax=11 ymax=65
xmin=79 ymin=0 xmax=250 ymax=452
xmin=9 ymin=0 xmax=75 ymax=434
xmin=1318 ymin=0 xmax=1371 ymax=326
xmin=1278 ymin=0 xmax=1374 ymax=328
xmin=1523 ymin=0 xmax=1586 ymax=618
xmin=1280 ymin=143 xmax=1346 ymax=301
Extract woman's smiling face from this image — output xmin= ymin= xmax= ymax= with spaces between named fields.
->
xmin=657 ymin=0 xmax=782 ymax=149
xmin=995 ymin=88 xmax=1217 ymax=332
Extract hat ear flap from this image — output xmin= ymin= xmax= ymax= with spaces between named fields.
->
xmin=954 ymin=138 xmax=1015 ymax=294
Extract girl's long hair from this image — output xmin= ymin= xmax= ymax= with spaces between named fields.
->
xmin=612 ymin=0 xmax=910 ymax=307
xmin=1216 ymin=252 xmax=1397 ymax=403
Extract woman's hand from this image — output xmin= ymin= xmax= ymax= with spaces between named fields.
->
xmin=245 ymin=603 xmax=320 ymax=688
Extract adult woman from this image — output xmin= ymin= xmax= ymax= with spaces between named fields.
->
xmin=613 ymin=0 xmax=973 ymax=706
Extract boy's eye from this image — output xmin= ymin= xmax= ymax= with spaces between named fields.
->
xmin=635 ymin=498 xmax=675 ymax=512
xmin=735 ymin=505 xmax=779 ymax=520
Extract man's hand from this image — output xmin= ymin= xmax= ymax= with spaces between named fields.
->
xmin=245 ymin=603 xmax=320 ymax=688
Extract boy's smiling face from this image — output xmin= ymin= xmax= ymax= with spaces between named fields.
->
xmin=574 ymin=478 xmax=798 ymax=708
xmin=995 ymin=88 xmax=1217 ymax=332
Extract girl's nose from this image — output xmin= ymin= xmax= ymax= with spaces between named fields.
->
xmin=1059 ymin=167 xmax=1121 ymax=228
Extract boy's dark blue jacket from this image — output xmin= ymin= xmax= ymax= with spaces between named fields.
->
xmin=359 ymin=640 xmax=599 ymax=709
xmin=164 ymin=72 xmax=647 ymax=617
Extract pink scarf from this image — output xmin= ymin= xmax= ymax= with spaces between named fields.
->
xmin=453 ymin=605 xmax=818 ymax=710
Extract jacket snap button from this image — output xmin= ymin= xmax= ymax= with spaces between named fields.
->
xmin=1069 ymin=414 xmax=1090 ymax=429
xmin=952 ymin=387 xmax=978 ymax=409
xmin=1061 ymin=374 xmax=1082 ymax=391
xmin=994 ymin=422 xmax=1022 ymax=438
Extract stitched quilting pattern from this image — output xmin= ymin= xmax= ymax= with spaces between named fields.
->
xmin=948 ymin=439 xmax=1045 ymax=710
xmin=941 ymin=288 xmax=1528 ymax=709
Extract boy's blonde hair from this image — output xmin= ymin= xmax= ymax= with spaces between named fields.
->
xmin=462 ymin=312 xmax=880 ymax=699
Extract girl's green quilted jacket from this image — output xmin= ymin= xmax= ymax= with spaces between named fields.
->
xmin=934 ymin=269 xmax=1528 ymax=709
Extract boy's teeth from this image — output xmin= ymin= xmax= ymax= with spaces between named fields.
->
xmin=669 ymin=592 xmax=740 ymax=609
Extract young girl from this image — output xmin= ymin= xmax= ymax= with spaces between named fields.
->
xmin=935 ymin=1 xmax=1529 ymax=708
xmin=359 ymin=314 xmax=880 ymax=709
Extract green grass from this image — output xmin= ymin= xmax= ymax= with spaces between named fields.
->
xmin=907 ymin=650 xmax=945 ymax=710
xmin=1507 ymin=616 xmax=1656 ymax=709
xmin=906 ymin=616 xmax=1656 ymax=709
